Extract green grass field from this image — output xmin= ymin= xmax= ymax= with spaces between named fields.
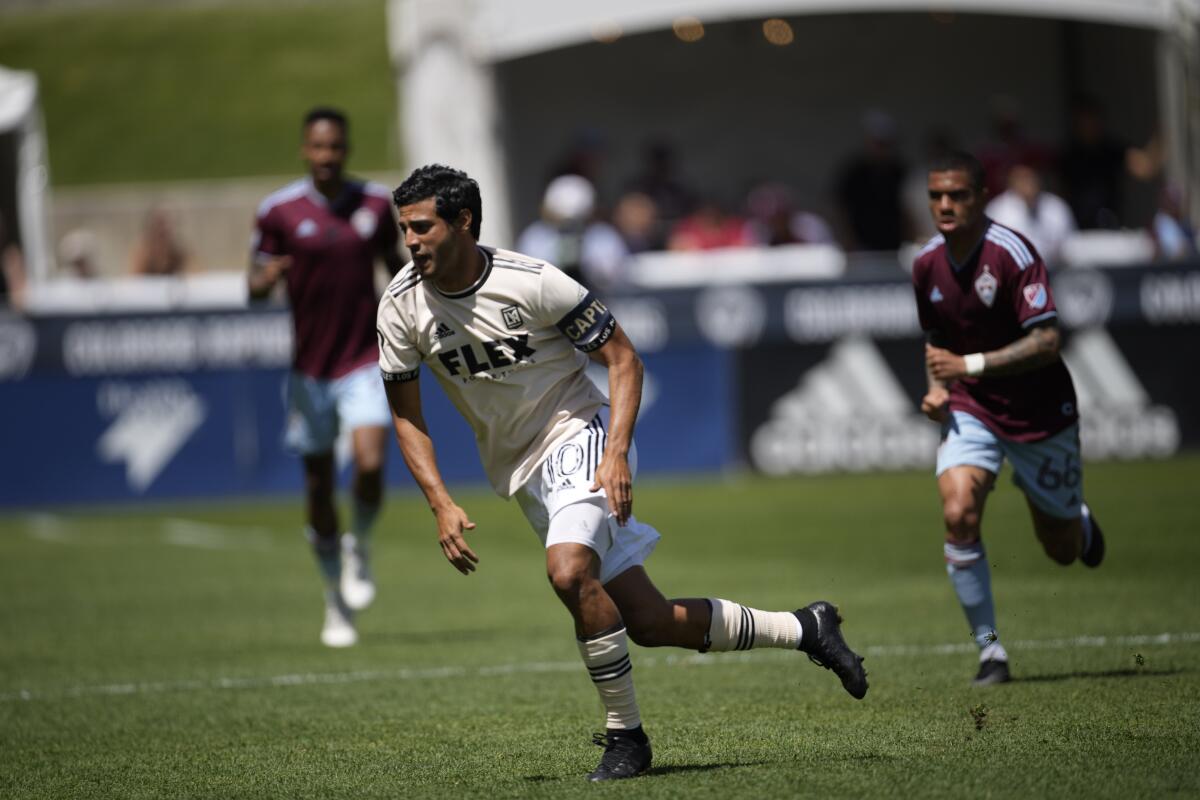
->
xmin=0 ymin=0 xmax=396 ymax=186
xmin=3 ymin=457 xmax=1199 ymax=798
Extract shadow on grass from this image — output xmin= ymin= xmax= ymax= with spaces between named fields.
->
xmin=1014 ymin=667 xmax=1186 ymax=683
xmin=521 ymin=761 xmax=771 ymax=782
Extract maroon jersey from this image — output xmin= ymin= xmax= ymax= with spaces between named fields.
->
xmin=912 ymin=220 xmax=1077 ymax=442
xmin=253 ymin=178 xmax=398 ymax=379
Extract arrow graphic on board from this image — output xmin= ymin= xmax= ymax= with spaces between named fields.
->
xmin=96 ymin=382 xmax=207 ymax=492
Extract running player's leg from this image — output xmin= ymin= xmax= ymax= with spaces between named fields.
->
xmin=287 ymin=372 xmax=355 ymax=646
xmin=1005 ymin=423 xmax=1103 ymax=568
xmin=335 ymin=363 xmax=392 ymax=610
xmin=936 ymin=411 xmax=1006 ymax=683
xmin=603 ymin=565 xmax=868 ymax=699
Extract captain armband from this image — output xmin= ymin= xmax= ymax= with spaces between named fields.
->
xmin=380 ymin=367 xmax=419 ymax=383
xmin=556 ymin=293 xmax=616 ymax=353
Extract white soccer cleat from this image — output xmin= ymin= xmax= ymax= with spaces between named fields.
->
xmin=320 ymin=591 xmax=358 ymax=648
xmin=340 ymin=533 xmax=376 ymax=611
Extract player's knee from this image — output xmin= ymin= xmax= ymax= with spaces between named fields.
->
xmin=1035 ymin=525 xmax=1078 ymax=566
xmin=942 ymin=497 xmax=981 ymax=540
xmin=623 ymin=604 xmax=673 ymax=647
xmin=546 ymin=561 xmax=591 ymax=600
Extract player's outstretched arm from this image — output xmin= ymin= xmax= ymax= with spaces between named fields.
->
xmin=384 ymin=379 xmax=479 ymax=575
xmin=926 ymin=322 xmax=1062 ymax=382
xmin=587 ymin=324 xmax=643 ymax=526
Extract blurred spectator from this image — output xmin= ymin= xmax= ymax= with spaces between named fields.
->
xmin=626 ymin=141 xmax=697 ymax=229
xmin=745 ymin=182 xmax=834 ymax=246
xmin=0 ymin=214 xmax=27 ymax=311
xmin=549 ymin=128 xmax=608 ymax=187
xmin=129 ymin=206 xmax=188 ymax=275
xmin=516 ymin=174 xmax=628 ymax=289
xmin=1059 ymin=97 xmax=1128 ymax=229
xmin=1150 ymin=185 xmax=1198 ymax=262
xmin=58 ymin=229 xmax=99 ymax=278
xmin=611 ymin=191 xmax=663 ymax=253
xmin=976 ymin=96 xmax=1054 ymax=199
xmin=985 ymin=164 xmax=1075 ymax=267
xmin=667 ymin=199 xmax=756 ymax=251
xmin=835 ymin=110 xmax=911 ymax=251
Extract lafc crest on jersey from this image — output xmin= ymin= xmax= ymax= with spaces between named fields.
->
xmin=975 ymin=265 xmax=998 ymax=308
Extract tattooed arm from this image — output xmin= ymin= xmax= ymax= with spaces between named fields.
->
xmin=925 ymin=323 xmax=1062 ymax=381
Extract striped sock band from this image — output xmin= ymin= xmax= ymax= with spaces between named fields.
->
xmin=704 ymin=598 xmax=802 ymax=652
xmin=577 ymin=625 xmax=641 ymax=730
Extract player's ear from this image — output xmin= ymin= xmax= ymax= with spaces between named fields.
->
xmin=455 ymin=208 xmax=473 ymax=235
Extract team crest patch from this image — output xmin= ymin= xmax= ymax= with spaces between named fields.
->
xmin=974 ymin=265 xmax=998 ymax=308
xmin=501 ymin=305 xmax=523 ymax=331
xmin=1023 ymin=282 xmax=1048 ymax=310
xmin=351 ymin=208 xmax=377 ymax=239
xmin=296 ymin=219 xmax=318 ymax=238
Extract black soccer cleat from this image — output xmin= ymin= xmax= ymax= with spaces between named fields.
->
xmin=587 ymin=728 xmax=652 ymax=782
xmin=972 ymin=658 xmax=1011 ymax=686
xmin=1081 ymin=515 xmax=1105 ymax=568
xmin=798 ymin=601 xmax=869 ymax=700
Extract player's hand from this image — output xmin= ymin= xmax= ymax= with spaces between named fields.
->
xmin=591 ymin=452 xmax=633 ymax=527
xmin=921 ymin=385 xmax=951 ymax=422
xmin=263 ymin=255 xmax=293 ymax=283
xmin=925 ymin=343 xmax=967 ymax=381
xmin=433 ymin=502 xmax=479 ymax=575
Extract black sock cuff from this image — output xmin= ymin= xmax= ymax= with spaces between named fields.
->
xmin=608 ymin=725 xmax=648 ymax=744
xmin=794 ymin=607 xmax=818 ymax=652
xmin=577 ymin=623 xmax=627 ymax=643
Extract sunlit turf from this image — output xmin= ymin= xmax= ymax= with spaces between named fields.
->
xmin=2 ymin=457 xmax=1198 ymax=797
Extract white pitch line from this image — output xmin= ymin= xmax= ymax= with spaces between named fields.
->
xmin=160 ymin=518 xmax=276 ymax=551
xmin=5 ymin=631 xmax=1197 ymax=704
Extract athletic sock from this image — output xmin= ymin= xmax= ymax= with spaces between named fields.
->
xmin=703 ymin=598 xmax=803 ymax=652
xmin=1080 ymin=502 xmax=1094 ymax=553
xmin=350 ymin=497 xmax=381 ymax=544
xmin=305 ymin=526 xmax=341 ymax=585
xmin=944 ymin=540 xmax=1003 ymax=654
xmin=577 ymin=625 xmax=642 ymax=731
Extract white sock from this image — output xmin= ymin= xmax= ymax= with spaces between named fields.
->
xmin=577 ymin=626 xmax=642 ymax=730
xmin=980 ymin=641 xmax=1009 ymax=663
xmin=704 ymin=598 xmax=802 ymax=652
xmin=1080 ymin=503 xmax=1094 ymax=552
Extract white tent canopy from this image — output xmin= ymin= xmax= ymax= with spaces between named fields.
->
xmin=0 ymin=66 xmax=52 ymax=283
xmin=389 ymin=0 xmax=1200 ymax=245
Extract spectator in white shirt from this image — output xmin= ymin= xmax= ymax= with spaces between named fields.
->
xmin=985 ymin=164 xmax=1075 ymax=267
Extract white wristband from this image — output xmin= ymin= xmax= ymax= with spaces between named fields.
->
xmin=963 ymin=352 xmax=986 ymax=377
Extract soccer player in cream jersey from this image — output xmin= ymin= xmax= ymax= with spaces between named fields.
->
xmin=378 ymin=165 xmax=868 ymax=782
xmin=912 ymin=152 xmax=1106 ymax=687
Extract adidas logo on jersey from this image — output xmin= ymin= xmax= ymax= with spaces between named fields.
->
xmin=930 ymin=286 xmax=944 ymax=303
xmin=434 ymin=322 xmax=456 ymax=341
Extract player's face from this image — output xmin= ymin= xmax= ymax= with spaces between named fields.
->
xmin=397 ymin=197 xmax=471 ymax=281
xmin=928 ymin=170 xmax=984 ymax=235
xmin=302 ymin=120 xmax=348 ymax=184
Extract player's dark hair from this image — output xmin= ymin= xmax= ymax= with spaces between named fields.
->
xmin=393 ymin=164 xmax=483 ymax=239
xmin=302 ymin=106 xmax=349 ymax=135
xmin=929 ymin=151 xmax=986 ymax=193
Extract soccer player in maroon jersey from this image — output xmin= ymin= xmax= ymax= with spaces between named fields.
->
xmin=249 ymin=107 xmax=404 ymax=647
xmin=911 ymin=151 xmax=1105 ymax=686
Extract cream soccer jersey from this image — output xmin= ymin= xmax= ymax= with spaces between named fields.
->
xmin=377 ymin=246 xmax=615 ymax=496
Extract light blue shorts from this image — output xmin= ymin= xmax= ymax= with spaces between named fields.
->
xmin=937 ymin=410 xmax=1083 ymax=519
xmin=284 ymin=361 xmax=391 ymax=455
